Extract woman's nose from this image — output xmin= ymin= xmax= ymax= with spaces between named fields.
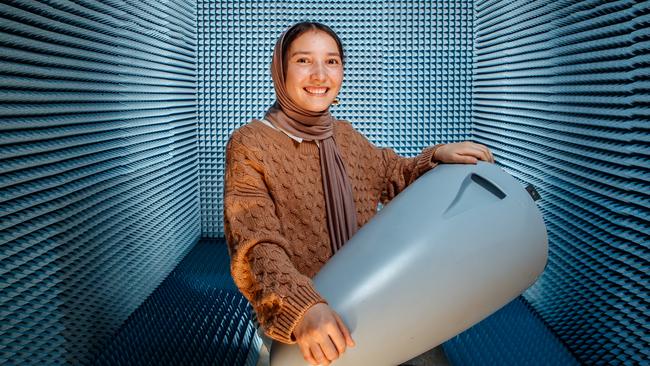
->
xmin=310 ymin=62 xmax=327 ymax=81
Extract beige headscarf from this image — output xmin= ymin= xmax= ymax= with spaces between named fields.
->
xmin=264 ymin=26 xmax=357 ymax=255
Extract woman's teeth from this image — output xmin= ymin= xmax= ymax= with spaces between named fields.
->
xmin=304 ymin=87 xmax=328 ymax=95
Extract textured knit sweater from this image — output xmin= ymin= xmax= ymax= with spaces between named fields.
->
xmin=224 ymin=119 xmax=442 ymax=344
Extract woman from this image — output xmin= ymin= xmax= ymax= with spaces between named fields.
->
xmin=224 ymin=22 xmax=494 ymax=366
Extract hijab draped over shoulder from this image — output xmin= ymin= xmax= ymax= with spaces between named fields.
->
xmin=264 ymin=28 xmax=357 ymax=254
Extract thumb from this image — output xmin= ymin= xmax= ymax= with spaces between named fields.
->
xmin=334 ymin=312 xmax=355 ymax=347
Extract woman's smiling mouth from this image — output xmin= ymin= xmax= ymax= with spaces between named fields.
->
xmin=304 ymin=86 xmax=329 ymax=96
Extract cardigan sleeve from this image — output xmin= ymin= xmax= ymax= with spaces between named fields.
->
xmin=223 ymin=132 xmax=327 ymax=344
xmin=379 ymin=143 xmax=444 ymax=203
xmin=340 ymin=120 xmax=444 ymax=203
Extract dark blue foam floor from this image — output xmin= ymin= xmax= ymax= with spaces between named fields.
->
xmin=93 ymin=238 xmax=257 ymax=366
xmin=443 ymin=297 xmax=579 ymax=366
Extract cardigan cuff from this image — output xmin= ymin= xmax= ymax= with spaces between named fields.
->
xmin=267 ymin=284 xmax=327 ymax=344
xmin=416 ymin=143 xmax=444 ymax=174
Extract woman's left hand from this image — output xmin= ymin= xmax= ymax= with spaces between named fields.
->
xmin=434 ymin=141 xmax=495 ymax=164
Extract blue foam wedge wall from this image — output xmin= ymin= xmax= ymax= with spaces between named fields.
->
xmin=0 ymin=1 xmax=200 ymax=364
xmin=197 ymin=0 xmax=474 ymax=237
xmin=445 ymin=1 xmax=648 ymax=364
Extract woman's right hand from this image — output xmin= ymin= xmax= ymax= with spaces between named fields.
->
xmin=292 ymin=303 xmax=356 ymax=365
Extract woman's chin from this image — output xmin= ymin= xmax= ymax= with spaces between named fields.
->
xmin=303 ymin=102 xmax=333 ymax=113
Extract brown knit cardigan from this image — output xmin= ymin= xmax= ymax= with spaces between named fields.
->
xmin=224 ymin=119 xmax=442 ymax=344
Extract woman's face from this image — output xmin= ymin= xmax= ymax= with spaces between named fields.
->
xmin=284 ymin=30 xmax=343 ymax=112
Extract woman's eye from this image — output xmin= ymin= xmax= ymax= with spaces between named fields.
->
xmin=328 ymin=59 xmax=340 ymax=64
xmin=296 ymin=58 xmax=308 ymax=63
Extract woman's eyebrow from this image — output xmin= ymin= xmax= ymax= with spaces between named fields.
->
xmin=290 ymin=51 xmax=341 ymax=57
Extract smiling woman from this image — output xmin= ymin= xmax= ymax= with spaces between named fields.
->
xmin=223 ymin=21 xmax=495 ymax=366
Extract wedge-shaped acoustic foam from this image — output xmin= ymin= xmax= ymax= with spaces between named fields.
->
xmin=94 ymin=239 xmax=257 ymax=366
xmin=196 ymin=0 xmax=473 ymax=237
xmin=0 ymin=0 xmax=200 ymax=364
xmin=467 ymin=0 xmax=649 ymax=364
